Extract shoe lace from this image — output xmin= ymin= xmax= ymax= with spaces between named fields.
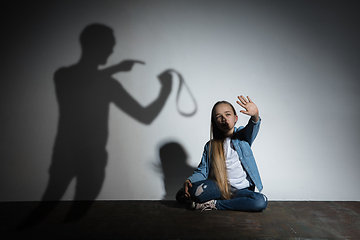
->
xmin=199 ymin=200 xmax=216 ymax=212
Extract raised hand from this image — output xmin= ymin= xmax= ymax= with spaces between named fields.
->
xmin=157 ymin=70 xmax=173 ymax=90
xmin=236 ymin=95 xmax=259 ymax=122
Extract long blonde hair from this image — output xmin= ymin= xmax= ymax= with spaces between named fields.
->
xmin=209 ymin=101 xmax=237 ymax=200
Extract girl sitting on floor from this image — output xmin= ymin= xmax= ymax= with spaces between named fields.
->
xmin=176 ymin=95 xmax=267 ymax=211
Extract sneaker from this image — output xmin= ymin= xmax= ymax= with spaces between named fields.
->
xmin=195 ymin=200 xmax=217 ymax=211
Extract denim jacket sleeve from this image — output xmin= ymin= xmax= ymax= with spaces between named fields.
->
xmin=233 ymin=117 xmax=261 ymax=146
xmin=187 ymin=142 xmax=210 ymax=183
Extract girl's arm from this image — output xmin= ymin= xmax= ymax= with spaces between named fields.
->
xmin=235 ymin=95 xmax=261 ymax=145
xmin=237 ymin=118 xmax=261 ymax=145
xmin=184 ymin=144 xmax=209 ymax=198
xmin=187 ymin=142 xmax=210 ymax=183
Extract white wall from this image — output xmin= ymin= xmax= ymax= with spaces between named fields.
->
xmin=1 ymin=0 xmax=360 ymax=201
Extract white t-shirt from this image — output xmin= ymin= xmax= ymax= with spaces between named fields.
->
xmin=224 ymin=137 xmax=250 ymax=189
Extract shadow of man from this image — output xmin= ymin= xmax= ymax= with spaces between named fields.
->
xmin=19 ymin=23 xmax=172 ymax=227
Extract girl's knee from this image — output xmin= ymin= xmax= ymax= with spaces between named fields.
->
xmin=189 ymin=182 xmax=207 ymax=202
xmin=188 ymin=180 xmax=221 ymax=203
xmin=253 ymin=194 xmax=268 ymax=212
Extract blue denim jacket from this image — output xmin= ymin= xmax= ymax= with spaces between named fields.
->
xmin=187 ymin=118 xmax=263 ymax=192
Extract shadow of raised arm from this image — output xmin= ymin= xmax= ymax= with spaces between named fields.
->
xmin=110 ymin=69 xmax=172 ymax=124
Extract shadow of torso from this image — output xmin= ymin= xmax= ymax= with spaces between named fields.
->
xmin=50 ymin=65 xmax=119 ymax=201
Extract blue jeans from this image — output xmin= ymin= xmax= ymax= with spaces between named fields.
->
xmin=188 ymin=179 xmax=267 ymax=212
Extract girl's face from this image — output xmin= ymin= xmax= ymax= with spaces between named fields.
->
xmin=213 ymin=103 xmax=238 ymax=137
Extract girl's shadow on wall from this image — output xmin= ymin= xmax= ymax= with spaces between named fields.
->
xmin=158 ymin=142 xmax=195 ymax=201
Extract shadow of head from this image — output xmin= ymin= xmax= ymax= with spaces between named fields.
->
xmin=160 ymin=142 xmax=187 ymax=171
xmin=80 ymin=23 xmax=115 ymax=65
xmin=159 ymin=142 xmax=195 ymax=200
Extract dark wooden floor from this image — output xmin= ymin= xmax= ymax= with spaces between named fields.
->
xmin=1 ymin=201 xmax=359 ymax=239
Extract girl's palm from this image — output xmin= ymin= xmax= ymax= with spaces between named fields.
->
xmin=236 ymin=95 xmax=259 ymax=117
